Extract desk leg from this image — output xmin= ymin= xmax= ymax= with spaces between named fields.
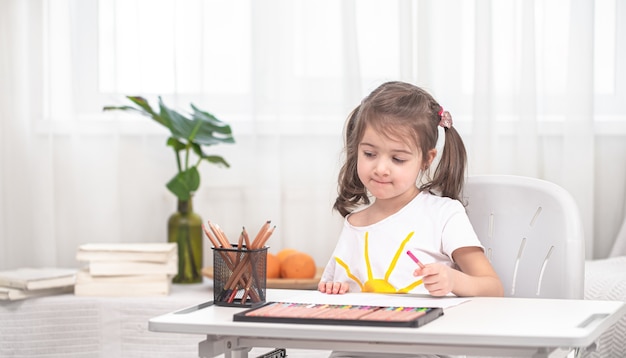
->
xmin=199 ymin=336 xmax=224 ymax=358
xmin=199 ymin=336 xmax=251 ymax=358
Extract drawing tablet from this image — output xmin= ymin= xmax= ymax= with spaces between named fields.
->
xmin=233 ymin=301 xmax=444 ymax=328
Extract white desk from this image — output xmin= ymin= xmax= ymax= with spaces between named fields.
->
xmin=148 ymin=289 xmax=626 ymax=358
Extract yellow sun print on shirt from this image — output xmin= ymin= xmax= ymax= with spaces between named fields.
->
xmin=334 ymin=231 xmax=424 ymax=293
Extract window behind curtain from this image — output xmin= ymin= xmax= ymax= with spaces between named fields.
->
xmin=42 ymin=0 xmax=623 ymax=132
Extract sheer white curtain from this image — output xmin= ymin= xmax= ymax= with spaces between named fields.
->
xmin=1 ymin=0 xmax=625 ymax=271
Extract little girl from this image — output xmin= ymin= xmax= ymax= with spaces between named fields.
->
xmin=319 ymin=81 xmax=503 ymax=297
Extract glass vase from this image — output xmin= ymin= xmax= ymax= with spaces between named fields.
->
xmin=167 ymin=198 xmax=203 ymax=284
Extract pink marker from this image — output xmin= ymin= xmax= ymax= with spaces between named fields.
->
xmin=406 ymin=250 xmax=426 ymax=269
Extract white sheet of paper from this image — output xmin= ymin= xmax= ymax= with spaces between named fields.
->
xmin=272 ymin=290 xmax=469 ymax=309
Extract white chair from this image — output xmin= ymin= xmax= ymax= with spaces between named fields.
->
xmin=464 ymin=175 xmax=585 ymax=299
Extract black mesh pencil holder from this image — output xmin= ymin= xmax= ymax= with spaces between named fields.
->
xmin=212 ymin=245 xmax=267 ymax=307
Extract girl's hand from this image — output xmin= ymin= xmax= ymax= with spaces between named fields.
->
xmin=318 ymin=281 xmax=350 ymax=294
xmin=413 ymin=263 xmax=456 ymax=297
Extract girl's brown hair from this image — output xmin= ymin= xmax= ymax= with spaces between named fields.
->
xmin=333 ymin=81 xmax=467 ymax=217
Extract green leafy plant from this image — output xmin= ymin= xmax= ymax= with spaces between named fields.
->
xmin=104 ymin=96 xmax=234 ymax=201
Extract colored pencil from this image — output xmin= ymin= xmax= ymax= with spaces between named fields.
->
xmin=251 ymin=220 xmax=271 ymax=249
xmin=406 ymin=250 xmax=426 ymax=269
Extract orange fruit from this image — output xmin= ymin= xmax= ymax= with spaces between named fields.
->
xmin=266 ymin=253 xmax=281 ymax=279
xmin=280 ymin=252 xmax=316 ymax=279
xmin=277 ymin=248 xmax=298 ymax=264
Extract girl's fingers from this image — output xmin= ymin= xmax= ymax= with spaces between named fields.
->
xmin=318 ymin=281 xmax=349 ymax=294
xmin=332 ymin=282 xmax=343 ymax=294
xmin=338 ymin=282 xmax=349 ymax=294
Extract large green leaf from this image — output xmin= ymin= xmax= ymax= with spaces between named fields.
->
xmin=158 ymin=98 xmax=194 ymax=139
xmin=192 ymin=105 xmax=234 ymax=138
xmin=164 ymin=102 xmax=235 ymax=146
xmin=166 ymin=167 xmax=201 ymax=201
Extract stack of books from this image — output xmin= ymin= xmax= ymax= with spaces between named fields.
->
xmin=0 ymin=267 xmax=76 ymax=301
xmin=74 ymin=243 xmax=178 ymax=296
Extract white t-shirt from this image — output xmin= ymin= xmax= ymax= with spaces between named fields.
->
xmin=320 ymin=191 xmax=483 ymax=294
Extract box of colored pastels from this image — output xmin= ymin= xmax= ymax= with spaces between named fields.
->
xmin=233 ymin=301 xmax=444 ymax=328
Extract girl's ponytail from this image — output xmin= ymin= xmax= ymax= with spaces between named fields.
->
xmin=421 ymin=108 xmax=467 ymax=202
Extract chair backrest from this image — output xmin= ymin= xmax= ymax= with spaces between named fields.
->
xmin=464 ymin=175 xmax=585 ymax=299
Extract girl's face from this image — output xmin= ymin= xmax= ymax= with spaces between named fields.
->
xmin=357 ymin=125 xmax=434 ymax=202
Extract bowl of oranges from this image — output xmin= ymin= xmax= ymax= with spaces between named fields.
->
xmin=203 ymin=248 xmax=322 ymax=290
xmin=265 ymin=248 xmax=322 ymax=289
